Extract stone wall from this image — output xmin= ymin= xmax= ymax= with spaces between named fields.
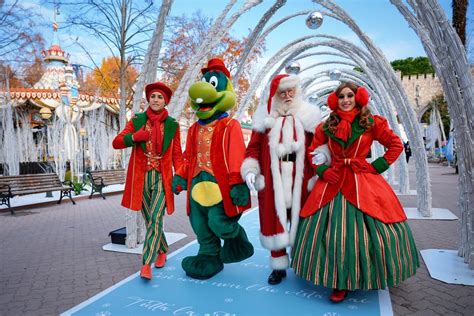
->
xmin=396 ymin=70 xmax=443 ymax=117
xmin=397 ymin=65 xmax=474 ymax=117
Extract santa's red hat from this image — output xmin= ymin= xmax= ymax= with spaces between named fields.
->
xmin=267 ymin=74 xmax=300 ymax=113
xmin=201 ymin=58 xmax=231 ymax=78
xmin=145 ymin=82 xmax=173 ymax=104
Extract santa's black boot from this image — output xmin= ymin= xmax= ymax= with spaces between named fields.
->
xmin=267 ymin=269 xmax=287 ymax=285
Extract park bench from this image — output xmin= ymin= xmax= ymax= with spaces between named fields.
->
xmin=0 ymin=173 xmax=75 ymax=215
xmin=87 ymin=169 xmax=125 ymax=200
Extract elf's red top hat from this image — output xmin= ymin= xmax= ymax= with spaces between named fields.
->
xmin=145 ymin=82 xmax=173 ymax=103
xmin=201 ymin=58 xmax=231 ymax=78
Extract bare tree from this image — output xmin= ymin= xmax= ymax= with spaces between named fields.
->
xmin=0 ymin=1 xmax=44 ymax=67
xmin=62 ymin=0 xmax=158 ymax=130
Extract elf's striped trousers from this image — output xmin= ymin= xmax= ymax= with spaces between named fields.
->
xmin=141 ymin=170 xmax=168 ymax=265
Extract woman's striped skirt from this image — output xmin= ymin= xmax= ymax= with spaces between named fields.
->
xmin=291 ymin=192 xmax=419 ymax=290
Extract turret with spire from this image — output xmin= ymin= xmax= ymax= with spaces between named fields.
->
xmin=34 ymin=7 xmax=76 ymax=91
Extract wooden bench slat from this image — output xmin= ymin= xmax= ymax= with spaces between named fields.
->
xmin=12 ymin=187 xmax=70 ymax=196
xmin=0 ymin=173 xmax=76 ymax=214
xmin=1 ymin=179 xmax=63 ymax=185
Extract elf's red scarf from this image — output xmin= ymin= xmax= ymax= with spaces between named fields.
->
xmin=334 ymin=107 xmax=360 ymax=142
xmin=146 ymin=107 xmax=168 ymax=155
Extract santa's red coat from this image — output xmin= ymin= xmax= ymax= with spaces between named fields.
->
xmin=241 ymin=100 xmax=326 ymax=251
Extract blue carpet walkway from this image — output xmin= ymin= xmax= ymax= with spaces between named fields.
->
xmin=62 ymin=208 xmax=392 ymax=316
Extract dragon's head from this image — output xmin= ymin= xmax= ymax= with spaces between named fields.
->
xmin=188 ymin=58 xmax=236 ymax=120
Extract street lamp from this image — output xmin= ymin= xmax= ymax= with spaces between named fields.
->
xmin=79 ymin=127 xmax=87 ymax=183
xmin=40 ymin=107 xmax=53 ymax=197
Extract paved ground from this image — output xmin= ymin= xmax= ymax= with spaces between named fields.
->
xmin=0 ymin=162 xmax=473 ymax=315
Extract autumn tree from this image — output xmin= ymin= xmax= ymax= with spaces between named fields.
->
xmin=0 ymin=63 xmax=24 ymax=88
xmin=81 ymin=56 xmax=139 ymax=98
xmin=159 ymin=11 xmax=265 ymax=113
xmin=22 ymin=57 xmax=45 ymax=88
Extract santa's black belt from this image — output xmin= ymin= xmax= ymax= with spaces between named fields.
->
xmin=280 ymin=153 xmax=296 ymax=162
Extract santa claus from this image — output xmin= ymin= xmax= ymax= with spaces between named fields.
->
xmin=241 ymin=74 xmax=329 ymax=285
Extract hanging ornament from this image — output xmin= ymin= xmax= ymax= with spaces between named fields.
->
xmin=306 ymin=11 xmax=323 ymax=30
xmin=285 ymin=61 xmax=301 ymax=75
xmin=329 ymin=69 xmax=342 ymax=80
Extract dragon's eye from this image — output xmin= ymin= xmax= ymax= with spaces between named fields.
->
xmin=209 ymin=76 xmax=218 ymax=88
xmin=201 ymin=77 xmax=207 ymax=82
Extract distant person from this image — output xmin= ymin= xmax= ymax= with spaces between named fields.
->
xmin=404 ymin=141 xmax=412 ymax=163
xmin=291 ymin=81 xmax=419 ymax=302
xmin=112 ymin=82 xmax=183 ymax=280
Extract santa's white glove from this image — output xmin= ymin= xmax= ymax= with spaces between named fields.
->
xmin=245 ymin=173 xmax=256 ymax=192
xmin=311 ymin=152 xmax=327 ymax=165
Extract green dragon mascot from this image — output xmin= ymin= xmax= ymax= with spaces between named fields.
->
xmin=173 ymin=58 xmax=254 ymax=279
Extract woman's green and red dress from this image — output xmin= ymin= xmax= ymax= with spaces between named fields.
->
xmin=291 ymin=115 xmax=419 ymax=290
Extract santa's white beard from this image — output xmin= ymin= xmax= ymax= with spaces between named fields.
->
xmin=271 ymin=96 xmax=303 ymax=116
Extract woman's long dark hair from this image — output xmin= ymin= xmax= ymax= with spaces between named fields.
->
xmin=326 ymin=82 xmax=373 ymax=134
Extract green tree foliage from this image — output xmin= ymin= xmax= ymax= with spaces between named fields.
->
xmin=390 ymin=57 xmax=434 ymax=76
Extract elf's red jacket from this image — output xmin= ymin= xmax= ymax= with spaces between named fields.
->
xmin=112 ymin=112 xmax=183 ymax=213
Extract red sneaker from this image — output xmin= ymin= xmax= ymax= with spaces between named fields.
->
xmin=329 ymin=289 xmax=348 ymax=303
xmin=155 ymin=253 xmax=167 ymax=268
xmin=140 ymin=264 xmax=152 ymax=280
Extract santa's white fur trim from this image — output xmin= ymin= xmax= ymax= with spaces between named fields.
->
xmin=270 ymin=254 xmax=289 ymax=270
xmin=265 ymin=114 xmax=306 ymax=248
xmin=291 ymin=140 xmax=304 ymax=152
xmin=278 ymin=75 xmax=300 ymax=91
xmin=252 ymin=100 xmax=321 ymax=133
xmin=241 ymin=157 xmax=260 ymax=179
xmin=276 ymin=144 xmax=287 ymax=157
xmin=264 ymin=117 xmax=275 ymax=129
xmin=281 ymin=162 xmax=294 ymax=209
xmin=294 ymin=101 xmax=322 ymax=132
xmin=260 ymin=232 xmax=289 ymax=250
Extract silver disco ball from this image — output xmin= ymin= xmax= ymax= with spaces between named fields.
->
xmin=285 ymin=61 xmax=301 ymax=75
xmin=306 ymin=11 xmax=323 ymax=30
xmin=329 ymin=69 xmax=342 ymax=80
